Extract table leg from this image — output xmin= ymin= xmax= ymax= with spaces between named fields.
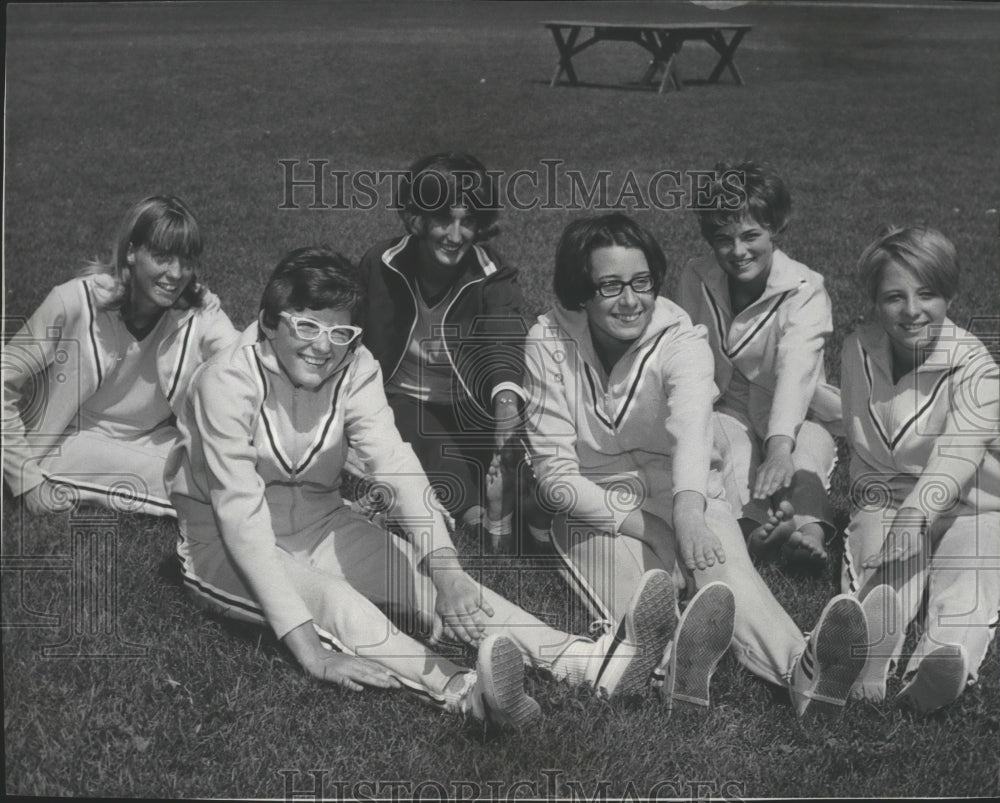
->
xmin=706 ymin=29 xmax=747 ymax=86
xmin=549 ymin=26 xmax=581 ymax=87
xmin=654 ymin=32 xmax=683 ymax=93
xmin=637 ymin=31 xmax=660 ymax=85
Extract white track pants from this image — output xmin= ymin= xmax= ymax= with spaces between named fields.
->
xmin=714 ymin=409 xmax=836 ymax=534
xmin=37 ymin=425 xmax=178 ymax=517
xmin=842 ymin=508 xmax=1000 ymax=684
xmin=176 ymin=501 xmax=585 ymax=704
xmin=550 ymin=496 xmax=806 ymax=686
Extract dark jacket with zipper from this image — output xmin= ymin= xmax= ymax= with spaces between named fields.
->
xmin=357 ymin=234 xmax=528 ymax=420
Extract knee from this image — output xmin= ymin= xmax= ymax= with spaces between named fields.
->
xmin=705 ymin=502 xmax=748 ymax=546
xmin=793 ymin=423 xmax=837 ymax=472
xmin=713 ymin=412 xmax=751 ymax=450
xmin=930 ymin=570 xmax=998 ymax=618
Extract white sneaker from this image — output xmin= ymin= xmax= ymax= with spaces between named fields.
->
xmin=657 ymin=581 xmax=735 ymax=712
xmin=789 ymin=594 xmax=868 ymax=718
xmin=461 ymin=634 xmax=541 ymax=729
xmin=587 ymin=569 xmax=677 ymax=698
xmin=849 ymin=584 xmax=904 ymax=702
xmin=896 ymin=644 xmax=968 ymax=714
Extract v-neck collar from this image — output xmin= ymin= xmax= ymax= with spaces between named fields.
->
xmin=121 ymin=307 xmax=168 ymax=342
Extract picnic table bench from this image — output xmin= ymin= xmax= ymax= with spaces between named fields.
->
xmin=542 ymin=20 xmax=753 ymax=94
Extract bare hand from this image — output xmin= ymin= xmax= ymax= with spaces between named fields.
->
xmin=284 ymin=621 xmax=399 ymax=692
xmin=863 ymin=508 xmax=927 ymax=570
xmin=493 ymin=393 xmax=521 ymax=450
xmin=753 ymin=437 xmax=795 ymax=499
xmin=671 ymin=492 xmax=726 ymax=571
xmin=303 ymin=650 xmax=400 ymax=692
xmin=432 ymin=571 xmax=494 ymax=646
xmin=675 ymin=516 xmax=727 ymax=571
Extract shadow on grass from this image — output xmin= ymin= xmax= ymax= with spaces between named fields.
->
xmin=529 ymin=78 xmax=682 ymax=94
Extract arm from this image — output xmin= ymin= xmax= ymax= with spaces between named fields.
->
xmin=662 ymin=320 xmax=718 ymax=503
xmin=768 ymin=279 xmax=832 ymax=440
xmin=189 ymin=364 xmax=313 ymax=639
xmin=756 ymin=280 xmax=833 ymax=498
xmin=422 ymin=547 xmax=496 ymax=646
xmin=195 ymin=306 xmax=239 ymax=360
xmin=342 ymin=350 xmax=492 ymax=644
xmin=342 ymin=349 xmax=456 ymax=562
xmin=479 ymin=266 xmax=529 ymax=430
xmin=523 ymin=329 xmax=635 ymax=532
xmin=752 ymin=435 xmax=796 ymax=500
xmin=866 ymin=352 xmax=999 ymax=568
xmin=617 ymin=499 xmax=725 ymax=572
xmin=281 ymin=621 xmax=399 ymax=690
xmin=659 ymin=320 xmax=726 ymax=569
xmin=164 ymin=307 xmax=240 ymax=411
xmin=904 ymin=354 xmax=999 ymax=518
xmin=2 ymin=286 xmax=72 ymax=500
xmin=672 ymin=490 xmax=726 ymax=571
xmin=493 ymin=388 xmax=522 ymax=451
xmin=861 ymin=506 xmax=929 ymax=570
xmin=189 ymin=363 xmax=397 ymax=685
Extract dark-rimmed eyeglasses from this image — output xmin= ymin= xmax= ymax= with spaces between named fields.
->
xmin=595 ymin=274 xmax=655 ymax=298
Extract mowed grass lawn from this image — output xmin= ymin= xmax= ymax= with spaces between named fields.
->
xmin=4 ymin=1 xmax=999 ymax=798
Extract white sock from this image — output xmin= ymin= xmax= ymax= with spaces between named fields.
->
xmin=549 ymin=637 xmax=597 ymax=685
xmin=443 ymin=670 xmax=477 ymax=714
xmin=484 ymin=512 xmax=513 ymax=537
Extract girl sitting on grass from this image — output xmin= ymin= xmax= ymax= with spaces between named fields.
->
xmin=677 ymin=161 xmax=841 ymax=571
xmin=165 ymin=245 xmax=688 ymax=729
xmin=840 ymin=226 xmax=999 ymax=713
xmin=356 ymin=152 xmax=528 ymax=551
xmin=525 ymin=212 xmax=870 ymax=718
xmin=2 ymin=195 xmax=237 ymax=516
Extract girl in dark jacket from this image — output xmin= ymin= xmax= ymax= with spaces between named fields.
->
xmin=356 ymin=153 xmax=527 ymax=547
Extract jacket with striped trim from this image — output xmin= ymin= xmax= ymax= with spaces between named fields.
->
xmin=841 ymin=320 xmax=1000 ymax=523
xmin=357 ymin=234 xmax=528 ymax=412
xmin=524 ymin=297 xmax=725 ymax=532
xmin=165 ymin=324 xmax=455 ymax=640
xmin=2 ymin=274 xmax=237 ymax=497
xmin=677 ymin=249 xmax=841 ymax=442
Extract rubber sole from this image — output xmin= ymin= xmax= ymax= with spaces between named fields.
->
xmin=477 ymin=635 xmax=541 ymax=729
xmin=667 ymin=582 xmax=735 ymax=710
xmin=612 ymin=570 xmax=677 ymax=698
xmin=797 ymin=597 xmax=868 ymax=718
xmin=849 ymin=584 xmax=904 ymax=702
xmin=896 ymin=645 xmax=967 ymax=714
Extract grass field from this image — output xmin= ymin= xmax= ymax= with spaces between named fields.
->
xmin=3 ymin=1 xmax=1000 ymax=799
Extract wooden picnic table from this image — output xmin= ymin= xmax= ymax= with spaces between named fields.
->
xmin=542 ymin=20 xmax=753 ymax=94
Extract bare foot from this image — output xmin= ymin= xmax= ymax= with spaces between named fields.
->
xmin=746 ymin=500 xmax=797 ymax=560
xmin=782 ymin=522 xmax=828 ymax=570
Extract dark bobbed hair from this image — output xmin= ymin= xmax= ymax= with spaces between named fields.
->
xmin=694 ymin=161 xmax=791 ymax=241
xmin=81 ymin=194 xmax=206 ymax=310
xmin=259 ymin=246 xmax=365 ymax=332
xmin=553 ymin=213 xmax=667 ymax=311
xmin=857 ymin=225 xmax=959 ymax=303
xmin=399 ymin=152 xmax=500 ymax=239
